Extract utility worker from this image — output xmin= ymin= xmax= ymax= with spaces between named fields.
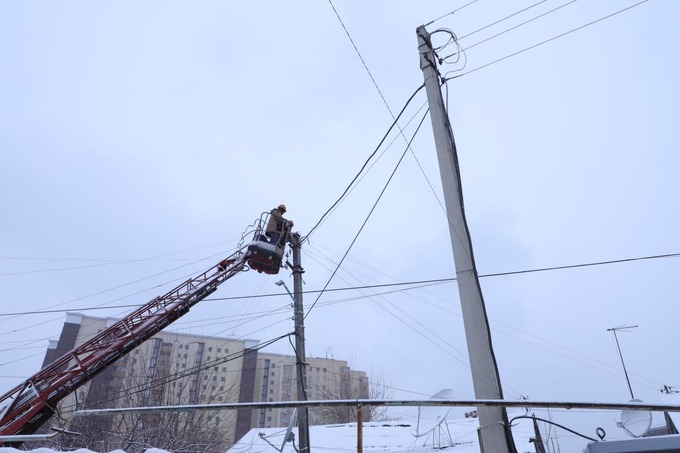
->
xmin=266 ymin=204 xmax=294 ymax=246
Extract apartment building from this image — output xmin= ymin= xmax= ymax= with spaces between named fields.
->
xmin=253 ymin=353 xmax=369 ymax=428
xmin=43 ymin=313 xmax=369 ymax=444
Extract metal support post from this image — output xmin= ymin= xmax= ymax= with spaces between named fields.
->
xmin=607 ymin=325 xmax=638 ymax=400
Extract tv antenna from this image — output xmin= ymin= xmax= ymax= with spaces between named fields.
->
xmin=607 ymin=324 xmax=638 ymax=400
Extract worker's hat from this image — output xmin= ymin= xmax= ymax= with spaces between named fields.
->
xmin=278 ymin=204 xmax=287 ymax=212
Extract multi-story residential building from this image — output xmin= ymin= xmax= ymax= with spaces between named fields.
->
xmin=252 ymin=353 xmax=369 ymax=428
xmin=42 ymin=313 xmax=369 ymax=446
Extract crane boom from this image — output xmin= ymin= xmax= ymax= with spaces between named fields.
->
xmin=0 ymin=248 xmax=248 ymax=440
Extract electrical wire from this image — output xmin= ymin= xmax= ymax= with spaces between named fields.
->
xmin=304 ymin=242 xmax=669 ymax=394
xmin=304 ymin=110 xmax=430 ymax=321
xmin=458 ymin=0 xmax=551 ymax=41
xmin=302 ymin=245 xmax=471 ymax=367
xmin=3 ymin=251 xmax=678 ymax=318
xmin=302 ymin=84 xmax=425 ymax=242
xmin=454 ymin=0 xmax=580 ymax=57
xmin=0 ymin=247 xmax=236 ymax=327
xmin=327 ymin=0 xmax=391 ymax=120
xmin=328 ymin=0 xmax=440 ymax=210
xmin=449 ymin=0 xmax=650 ymax=79
xmin=424 ymin=0 xmax=481 ymax=27
xmin=309 ymin=98 xmax=431 ymax=235
xmin=509 ymin=415 xmax=599 ymax=442
xmin=58 ymin=333 xmax=292 ymax=412
xmin=0 ymin=239 xmax=238 ymax=276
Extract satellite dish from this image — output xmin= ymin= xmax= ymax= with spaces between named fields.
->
xmin=280 ymin=408 xmax=298 ymax=452
xmin=411 ymin=388 xmax=454 ymax=437
xmin=618 ymin=399 xmax=652 ymax=438
xmin=258 ymin=408 xmax=298 ymax=452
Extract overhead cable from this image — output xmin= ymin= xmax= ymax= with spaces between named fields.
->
xmin=458 ymin=0 xmax=551 ymax=41
xmin=3 ymin=251 xmax=678 ymax=318
xmin=449 ymin=0 xmax=650 ymax=79
xmin=424 ymin=0 xmax=481 ymax=27
xmin=304 ymin=110 xmax=430 ymax=320
xmin=454 ymin=0 xmax=580 ymax=58
xmin=302 ymin=84 xmax=425 ymax=242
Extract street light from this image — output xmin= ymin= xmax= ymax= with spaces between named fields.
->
xmin=607 ymin=324 xmax=638 ymax=400
xmin=275 ymin=280 xmax=295 ymax=302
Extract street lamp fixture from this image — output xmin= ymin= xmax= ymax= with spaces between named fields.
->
xmin=275 ymin=280 xmax=295 ymax=302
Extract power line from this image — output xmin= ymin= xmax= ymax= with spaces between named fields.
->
xmin=302 ymin=243 xmax=471 ymax=367
xmin=328 ymin=0 xmax=443 ymax=215
xmin=424 ymin=0 xmax=481 ymax=27
xmin=2 ymin=251 xmax=678 ymax=318
xmin=58 ymin=333 xmax=292 ymax=412
xmin=302 ymin=84 xmax=425 ymax=241
xmin=479 ymin=251 xmax=680 ymax=278
xmin=456 ymin=0 xmax=580 ymax=56
xmin=327 ymin=0 xmax=392 ymax=119
xmin=304 ymin=110 xmax=431 ymax=320
xmin=458 ymin=0 xmax=551 ymax=41
xmin=0 ymin=240 xmax=237 ymax=276
xmin=449 ymin=0 xmax=650 ymax=79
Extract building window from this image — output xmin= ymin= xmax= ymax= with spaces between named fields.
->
xmin=208 ymin=347 xmax=213 ymax=352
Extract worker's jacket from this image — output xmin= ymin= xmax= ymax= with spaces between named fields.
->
xmin=266 ymin=208 xmax=288 ymax=235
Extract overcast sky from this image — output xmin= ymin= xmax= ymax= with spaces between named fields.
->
xmin=1 ymin=1 xmax=679 ymax=451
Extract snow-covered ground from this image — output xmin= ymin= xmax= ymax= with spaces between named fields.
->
xmin=228 ymin=417 xmax=537 ymax=453
xmin=0 ymin=415 xmax=537 ymax=453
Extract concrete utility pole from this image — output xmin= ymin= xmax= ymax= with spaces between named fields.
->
xmin=289 ymin=233 xmax=311 ymax=453
xmin=416 ymin=25 xmax=516 ymax=453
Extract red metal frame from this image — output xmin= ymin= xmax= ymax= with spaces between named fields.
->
xmin=0 ymin=251 xmax=247 ymax=440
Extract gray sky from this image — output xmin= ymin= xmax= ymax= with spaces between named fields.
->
xmin=1 ymin=1 xmax=679 ymax=450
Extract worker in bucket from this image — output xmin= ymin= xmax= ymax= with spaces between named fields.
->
xmin=266 ymin=204 xmax=294 ymax=246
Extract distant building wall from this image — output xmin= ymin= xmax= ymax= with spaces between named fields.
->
xmin=253 ymin=353 xmax=369 ymax=429
xmin=42 ymin=313 xmax=370 ymax=443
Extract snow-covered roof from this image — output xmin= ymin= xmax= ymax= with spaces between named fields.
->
xmin=228 ymin=417 xmax=537 ymax=453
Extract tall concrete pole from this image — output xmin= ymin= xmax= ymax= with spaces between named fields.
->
xmin=290 ymin=233 xmax=310 ymax=453
xmin=416 ymin=25 xmax=515 ymax=453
